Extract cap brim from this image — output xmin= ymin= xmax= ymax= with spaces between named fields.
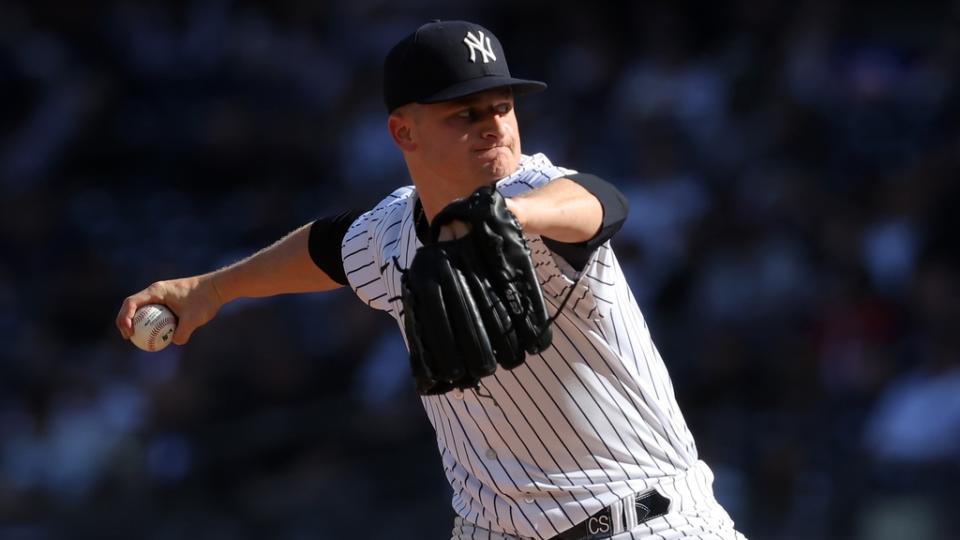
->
xmin=419 ymin=76 xmax=547 ymax=104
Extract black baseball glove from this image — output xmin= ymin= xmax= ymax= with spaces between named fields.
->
xmin=400 ymin=185 xmax=552 ymax=395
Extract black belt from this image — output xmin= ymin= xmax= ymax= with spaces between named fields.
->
xmin=550 ymin=490 xmax=670 ymax=540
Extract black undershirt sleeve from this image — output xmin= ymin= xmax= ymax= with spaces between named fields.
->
xmin=541 ymin=173 xmax=629 ymax=271
xmin=308 ymin=209 xmax=364 ymax=286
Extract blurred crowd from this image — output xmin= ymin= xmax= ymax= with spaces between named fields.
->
xmin=1 ymin=1 xmax=959 ymax=539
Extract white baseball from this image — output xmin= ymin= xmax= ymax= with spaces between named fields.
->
xmin=130 ymin=304 xmax=178 ymax=352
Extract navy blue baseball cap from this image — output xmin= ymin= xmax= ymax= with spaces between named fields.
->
xmin=383 ymin=20 xmax=547 ymax=113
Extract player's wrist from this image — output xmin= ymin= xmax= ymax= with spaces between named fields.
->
xmin=201 ymin=272 xmax=230 ymax=307
xmin=504 ymin=196 xmax=529 ymax=231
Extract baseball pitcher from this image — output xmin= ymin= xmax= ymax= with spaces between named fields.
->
xmin=117 ymin=20 xmax=748 ymax=540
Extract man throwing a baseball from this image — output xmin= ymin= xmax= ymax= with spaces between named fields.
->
xmin=117 ymin=20 xmax=747 ymax=540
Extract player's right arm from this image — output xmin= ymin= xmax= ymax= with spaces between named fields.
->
xmin=117 ymin=211 xmax=360 ymax=346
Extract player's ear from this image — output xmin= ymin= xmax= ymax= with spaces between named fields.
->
xmin=388 ymin=108 xmax=417 ymax=152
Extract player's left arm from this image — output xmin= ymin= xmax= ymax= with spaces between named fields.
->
xmin=504 ymin=174 xmax=628 ymax=268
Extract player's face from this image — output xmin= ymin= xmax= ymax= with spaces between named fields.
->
xmin=413 ymin=88 xmax=522 ymax=185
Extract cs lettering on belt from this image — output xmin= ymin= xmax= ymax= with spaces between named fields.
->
xmin=586 ymin=513 xmax=611 ymax=535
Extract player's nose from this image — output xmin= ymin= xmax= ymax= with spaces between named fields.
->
xmin=481 ymin=112 xmax=509 ymax=141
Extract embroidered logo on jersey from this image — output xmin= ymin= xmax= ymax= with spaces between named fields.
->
xmin=463 ymin=31 xmax=496 ymax=63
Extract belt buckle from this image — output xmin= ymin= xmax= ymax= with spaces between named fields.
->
xmin=570 ymin=489 xmax=671 ymax=540
xmin=581 ymin=489 xmax=670 ymax=540
xmin=634 ymin=489 xmax=669 ymax=523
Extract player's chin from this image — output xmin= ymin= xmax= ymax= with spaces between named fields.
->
xmin=475 ymin=151 xmax=518 ymax=179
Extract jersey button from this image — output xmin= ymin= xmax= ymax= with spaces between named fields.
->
xmin=452 ymin=389 xmax=465 ymax=400
xmin=485 ymin=448 xmax=498 ymax=460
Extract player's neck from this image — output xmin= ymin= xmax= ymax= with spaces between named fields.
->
xmin=406 ymin=155 xmax=521 ymax=223
xmin=413 ymin=175 xmax=494 ymax=224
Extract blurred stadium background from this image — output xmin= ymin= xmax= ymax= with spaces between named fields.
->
xmin=1 ymin=1 xmax=959 ymax=539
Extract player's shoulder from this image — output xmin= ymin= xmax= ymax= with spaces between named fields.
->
xmin=497 ymin=153 xmax=578 ymax=195
xmin=343 ymin=185 xmax=415 ymax=236
xmin=372 ymin=185 xmax=416 ymax=214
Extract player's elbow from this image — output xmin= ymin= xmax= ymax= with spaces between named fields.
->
xmin=568 ymin=173 xmax=629 ymax=238
xmin=607 ymin=183 xmax=629 ymax=228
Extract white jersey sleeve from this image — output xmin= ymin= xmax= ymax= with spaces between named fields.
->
xmin=340 ymin=186 xmax=414 ymax=312
xmin=495 ymin=152 xmax=578 ymax=196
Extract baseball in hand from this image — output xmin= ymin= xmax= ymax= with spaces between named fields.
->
xmin=130 ymin=304 xmax=178 ymax=352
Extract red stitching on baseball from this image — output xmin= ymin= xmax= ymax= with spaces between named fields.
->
xmin=147 ymin=316 xmax=176 ymax=351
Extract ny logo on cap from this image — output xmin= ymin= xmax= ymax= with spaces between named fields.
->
xmin=463 ymin=30 xmax=497 ymax=63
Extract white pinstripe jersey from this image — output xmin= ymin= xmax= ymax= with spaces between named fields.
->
xmin=341 ymin=154 xmax=709 ymax=539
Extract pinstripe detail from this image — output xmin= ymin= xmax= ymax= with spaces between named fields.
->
xmin=448 ymin=396 xmax=571 ymax=536
xmin=594 ymin=294 xmax=614 ymax=305
xmin=341 ymin=154 xmax=739 ymax=540
xmin=439 ymin=397 xmax=542 ymax=535
xmin=607 ymin=308 xmax=687 ymax=471
xmin=542 ymin=295 xmax=683 ymax=475
xmin=343 ymin=229 xmax=368 ymax=244
xmin=354 ymin=275 xmax=379 ymax=289
xmin=507 ymin=365 xmax=633 ymax=485
xmin=537 ymin=341 xmax=662 ymax=477
xmin=585 ymin=272 xmax=615 ymax=286
xmin=608 ymin=257 xmax=695 ymax=464
xmin=343 ymin=245 xmax=367 ymax=259
xmin=471 ymin=388 xmax=594 ymax=522
xmin=482 ymin=375 xmax=612 ymax=505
